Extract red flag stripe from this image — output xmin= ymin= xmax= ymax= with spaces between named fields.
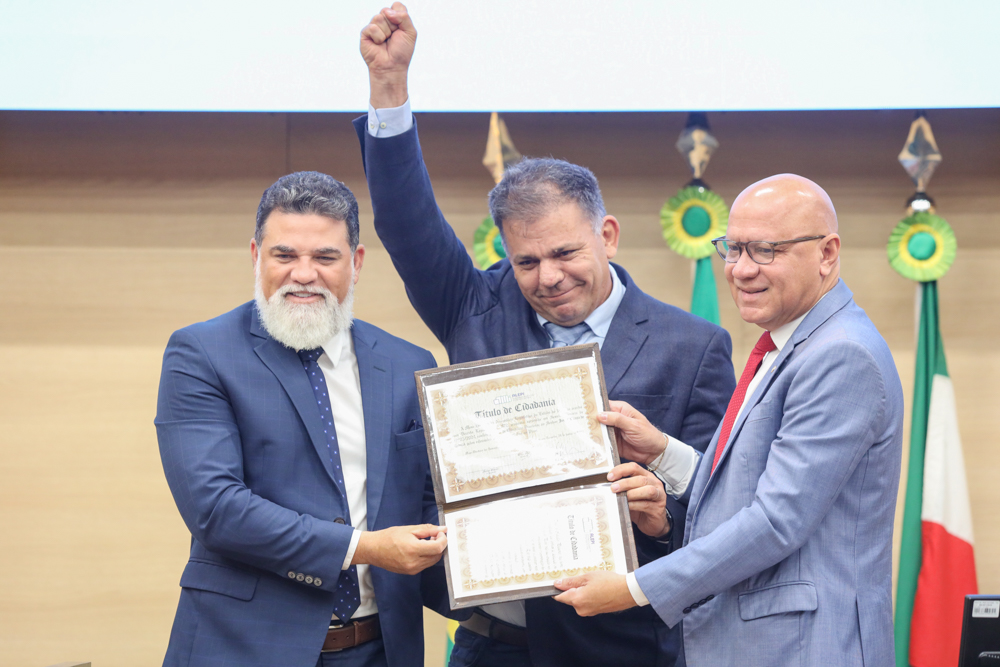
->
xmin=909 ymin=519 xmax=978 ymax=667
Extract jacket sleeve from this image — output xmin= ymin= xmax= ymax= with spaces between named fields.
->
xmin=155 ymin=328 xmax=354 ymax=591
xmin=354 ymin=117 xmax=501 ymax=346
xmin=635 ymin=338 xmax=890 ymax=627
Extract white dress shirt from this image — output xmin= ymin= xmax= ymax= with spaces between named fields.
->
xmin=318 ymin=327 xmax=377 ymax=620
xmin=626 ymin=300 xmax=822 ymax=607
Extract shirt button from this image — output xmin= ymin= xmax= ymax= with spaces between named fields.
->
xmin=314 ymin=578 xmax=323 ymax=586
xmin=288 ymin=571 xmax=296 ymax=579
xmin=334 ymin=517 xmax=346 ymax=524
xmin=379 ymin=122 xmax=387 ymax=129
xmin=369 ymin=123 xmax=375 ymax=129
xmin=296 ymin=573 xmax=305 ymax=582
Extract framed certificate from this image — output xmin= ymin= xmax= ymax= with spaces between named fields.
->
xmin=415 ymin=344 xmax=639 ymax=609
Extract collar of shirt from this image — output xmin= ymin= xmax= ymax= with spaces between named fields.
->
xmin=766 ymin=290 xmax=830 ymax=353
xmin=735 ymin=292 xmax=831 ymax=423
xmin=535 ymin=265 xmax=626 ymax=343
xmin=319 ymin=326 xmax=352 ymax=368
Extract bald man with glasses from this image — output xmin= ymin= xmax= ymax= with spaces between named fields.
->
xmin=554 ymin=174 xmax=905 ymax=667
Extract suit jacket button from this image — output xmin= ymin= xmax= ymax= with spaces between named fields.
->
xmin=296 ymin=573 xmax=305 ymax=582
xmin=288 ymin=571 xmax=296 ymax=579
xmin=314 ymin=578 xmax=323 ymax=586
xmin=305 ymin=576 xmax=314 ymax=584
xmin=334 ymin=517 xmax=346 ymax=524
xmin=683 ymin=607 xmax=692 ymax=614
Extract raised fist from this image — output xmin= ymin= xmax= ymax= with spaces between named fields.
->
xmin=360 ymin=2 xmax=416 ymax=107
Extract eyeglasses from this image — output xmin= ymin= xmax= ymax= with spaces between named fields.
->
xmin=711 ymin=235 xmax=827 ymax=265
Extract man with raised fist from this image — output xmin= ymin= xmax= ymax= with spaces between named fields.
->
xmin=356 ymin=6 xmax=735 ymax=667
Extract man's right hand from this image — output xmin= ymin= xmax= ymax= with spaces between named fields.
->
xmin=352 ymin=524 xmax=446 ymax=575
xmin=360 ymin=2 xmax=416 ymax=109
xmin=598 ymin=400 xmax=667 ymax=466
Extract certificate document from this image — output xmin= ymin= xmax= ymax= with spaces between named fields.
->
xmin=425 ymin=356 xmax=614 ymax=503
xmin=444 ymin=485 xmax=628 ymax=600
xmin=415 ymin=345 xmax=639 ymax=608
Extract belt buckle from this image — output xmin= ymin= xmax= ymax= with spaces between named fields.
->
xmin=321 ymin=620 xmax=356 ymax=653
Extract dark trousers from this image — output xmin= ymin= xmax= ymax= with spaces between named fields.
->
xmin=448 ymin=626 xmax=533 ymax=667
xmin=316 ymin=637 xmax=388 ymax=667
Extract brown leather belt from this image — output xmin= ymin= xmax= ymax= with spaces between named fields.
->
xmin=322 ymin=615 xmax=381 ymax=652
xmin=459 ymin=611 xmax=528 ymax=648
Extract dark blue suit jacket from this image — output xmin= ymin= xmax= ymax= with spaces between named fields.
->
xmin=354 ymin=119 xmax=736 ymax=667
xmin=155 ymin=302 xmax=440 ymax=667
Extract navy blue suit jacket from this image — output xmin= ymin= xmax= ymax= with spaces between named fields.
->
xmin=156 ymin=303 xmax=440 ymax=667
xmin=354 ymin=118 xmax=736 ymax=667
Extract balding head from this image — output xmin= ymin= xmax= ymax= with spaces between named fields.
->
xmin=732 ymin=174 xmax=839 ymax=235
xmin=723 ymin=174 xmax=841 ymax=331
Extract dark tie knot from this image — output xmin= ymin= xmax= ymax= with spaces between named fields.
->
xmin=297 ymin=348 xmax=323 ymax=363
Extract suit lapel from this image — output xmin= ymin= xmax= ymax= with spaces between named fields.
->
xmin=250 ymin=309 xmax=342 ymax=491
xmin=505 ymin=273 xmax=550 ymax=355
xmin=692 ymin=280 xmax=856 ymax=512
xmin=353 ymin=321 xmax=393 ymax=530
xmin=600 ymin=265 xmax=649 ymax=395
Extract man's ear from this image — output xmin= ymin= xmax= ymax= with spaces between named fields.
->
xmin=819 ymin=234 xmax=841 ymax=277
xmin=602 ymin=216 xmax=621 ymax=260
xmin=250 ymin=238 xmax=259 ymax=268
xmin=352 ymin=244 xmax=366 ymax=284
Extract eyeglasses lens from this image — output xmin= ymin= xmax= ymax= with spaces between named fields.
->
xmin=748 ymin=242 xmax=774 ymax=264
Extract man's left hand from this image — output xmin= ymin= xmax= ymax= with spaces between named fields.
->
xmin=553 ymin=571 xmax=636 ymax=616
xmin=609 ymin=462 xmax=670 ymax=538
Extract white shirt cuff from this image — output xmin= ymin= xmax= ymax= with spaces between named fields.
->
xmin=626 ymin=572 xmax=650 ymax=607
xmin=342 ymin=529 xmax=362 ymax=570
xmin=651 ymin=434 xmax=699 ymax=497
xmin=367 ymin=99 xmax=413 ymax=137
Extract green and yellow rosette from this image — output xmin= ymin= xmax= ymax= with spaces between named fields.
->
xmin=473 ymin=216 xmax=507 ymax=269
xmin=887 ymin=211 xmax=956 ymax=282
xmin=660 ymin=187 xmax=729 ymax=259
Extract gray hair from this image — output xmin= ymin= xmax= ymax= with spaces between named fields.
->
xmin=255 ymin=171 xmax=360 ymax=251
xmin=488 ymin=158 xmax=607 ymax=239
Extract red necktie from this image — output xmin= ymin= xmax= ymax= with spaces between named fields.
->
xmin=711 ymin=331 xmax=777 ymax=474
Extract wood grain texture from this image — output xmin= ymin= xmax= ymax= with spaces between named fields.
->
xmin=0 ymin=108 xmax=996 ymax=666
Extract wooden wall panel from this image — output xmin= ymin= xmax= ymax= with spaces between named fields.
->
xmin=0 ymin=108 xmax=997 ymax=666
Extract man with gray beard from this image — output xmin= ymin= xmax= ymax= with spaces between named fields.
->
xmin=156 ymin=171 xmax=451 ymax=667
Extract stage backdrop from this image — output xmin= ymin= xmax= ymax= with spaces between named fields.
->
xmin=0 ymin=108 xmax=997 ymax=666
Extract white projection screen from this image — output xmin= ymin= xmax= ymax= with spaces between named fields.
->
xmin=1 ymin=0 xmax=997 ymax=113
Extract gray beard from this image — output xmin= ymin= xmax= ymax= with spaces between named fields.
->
xmin=254 ymin=269 xmax=354 ymax=352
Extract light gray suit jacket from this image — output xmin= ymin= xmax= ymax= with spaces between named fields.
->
xmin=635 ymin=280 xmax=904 ymax=666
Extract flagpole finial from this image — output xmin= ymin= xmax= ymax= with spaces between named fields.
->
xmin=677 ymin=111 xmax=719 ymax=185
xmin=899 ymin=113 xmax=942 ymax=212
xmin=482 ymin=112 xmax=522 ymax=185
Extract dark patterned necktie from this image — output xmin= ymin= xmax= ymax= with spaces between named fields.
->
xmin=543 ymin=321 xmax=592 ymax=348
xmin=298 ymin=348 xmax=361 ymax=621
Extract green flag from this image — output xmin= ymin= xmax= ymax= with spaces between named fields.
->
xmin=690 ymin=256 xmax=720 ymax=325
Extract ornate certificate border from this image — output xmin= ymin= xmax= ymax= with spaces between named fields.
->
xmin=430 ymin=362 xmax=608 ymax=500
xmin=448 ymin=488 xmax=620 ymax=597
